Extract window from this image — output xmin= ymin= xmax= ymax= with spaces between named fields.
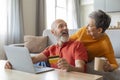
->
xmin=46 ymin=0 xmax=67 ymax=29
xmin=46 ymin=0 xmax=78 ymax=29
xmin=56 ymin=0 xmax=67 ymax=19
xmin=0 ymin=0 xmax=7 ymax=36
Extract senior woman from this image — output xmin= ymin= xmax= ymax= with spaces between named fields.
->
xmin=70 ymin=10 xmax=118 ymax=72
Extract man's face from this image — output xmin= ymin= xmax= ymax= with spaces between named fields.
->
xmin=86 ymin=18 xmax=100 ymax=37
xmin=53 ymin=20 xmax=69 ymax=42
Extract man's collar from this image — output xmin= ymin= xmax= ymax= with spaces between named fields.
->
xmin=56 ymin=39 xmax=71 ymax=47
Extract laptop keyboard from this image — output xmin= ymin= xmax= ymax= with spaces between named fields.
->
xmin=34 ymin=66 xmax=54 ymax=73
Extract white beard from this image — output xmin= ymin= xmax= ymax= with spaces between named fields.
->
xmin=60 ymin=35 xmax=69 ymax=42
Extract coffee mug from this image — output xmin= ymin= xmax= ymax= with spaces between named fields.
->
xmin=94 ymin=57 xmax=106 ymax=72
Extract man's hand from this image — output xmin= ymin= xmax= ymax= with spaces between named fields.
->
xmin=103 ymin=61 xmax=113 ymax=72
xmin=57 ymin=58 xmax=72 ymax=71
xmin=4 ymin=61 xmax=12 ymax=69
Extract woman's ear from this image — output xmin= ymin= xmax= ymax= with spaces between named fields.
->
xmin=97 ymin=28 xmax=103 ymax=33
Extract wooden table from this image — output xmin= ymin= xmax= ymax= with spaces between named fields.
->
xmin=0 ymin=60 xmax=103 ymax=80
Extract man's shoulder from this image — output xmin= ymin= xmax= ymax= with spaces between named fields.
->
xmin=45 ymin=44 xmax=57 ymax=50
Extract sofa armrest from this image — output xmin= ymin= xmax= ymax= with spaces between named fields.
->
xmin=9 ymin=43 xmax=24 ymax=47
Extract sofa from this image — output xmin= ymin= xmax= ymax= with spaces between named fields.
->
xmin=10 ymin=29 xmax=120 ymax=80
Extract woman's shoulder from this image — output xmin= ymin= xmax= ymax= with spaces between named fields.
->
xmin=99 ymin=33 xmax=112 ymax=44
xmin=73 ymin=26 xmax=87 ymax=36
xmin=102 ymin=33 xmax=110 ymax=40
xmin=77 ymin=26 xmax=86 ymax=32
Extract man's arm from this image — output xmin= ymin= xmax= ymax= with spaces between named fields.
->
xmin=74 ymin=60 xmax=85 ymax=72
xmin=57 ymin=59 xmax=85 ymax=72
xmin=32 ymin=53 xmax=48 ymax=64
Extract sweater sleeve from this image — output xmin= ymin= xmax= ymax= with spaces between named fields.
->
xmin=104 ymin=37 xmax=119 ymax=69
xmin=70 ymin=27 xmax=85 ymax=40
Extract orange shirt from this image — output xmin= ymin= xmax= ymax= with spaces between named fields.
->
xmin=43 ymin=40 xmax=88 ymax=68
xmin=70 ymin=26 xmax=118 ymax=69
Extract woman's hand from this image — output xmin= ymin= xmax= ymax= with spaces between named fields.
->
xmin=103 ymin=60 xmax=113 ymax=72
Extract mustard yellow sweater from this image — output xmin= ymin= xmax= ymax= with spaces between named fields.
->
xmin=70 ymin=26 xmax=118 ymax=69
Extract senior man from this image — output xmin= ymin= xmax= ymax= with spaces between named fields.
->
xmin=5 ymin=19 xmax=88 ymax=72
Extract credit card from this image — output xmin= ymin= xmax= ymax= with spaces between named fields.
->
xmin=49 ymin=56 xmax=59 ymax=64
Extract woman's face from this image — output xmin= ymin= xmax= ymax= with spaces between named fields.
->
xmin=86 ymin=18 xmax=101 ymax=38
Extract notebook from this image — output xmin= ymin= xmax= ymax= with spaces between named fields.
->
xmin=4 ymin=46 xmax=54 ymax=74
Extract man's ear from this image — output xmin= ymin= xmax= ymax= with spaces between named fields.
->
xmin=97 ymin=28 xmax=103 ymax=33
xmin=51 ymin=30 xmax=54 ymax=34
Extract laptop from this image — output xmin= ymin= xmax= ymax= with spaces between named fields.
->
xmin=4 ymin=46 xmax=54 ymax=74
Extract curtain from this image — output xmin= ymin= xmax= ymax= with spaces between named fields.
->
xmin=36 ymin=0 xmax=46 ymax=36
xmin=6 ymin=0 xmax=24 ymax=44
xmin=67 ymin=0 xmax=81 ymax=29
xmin=0 ymin=0 xmax=24 ymax=59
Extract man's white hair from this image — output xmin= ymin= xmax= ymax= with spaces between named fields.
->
xmin=51 ymin=19 xmax=66 ymax=31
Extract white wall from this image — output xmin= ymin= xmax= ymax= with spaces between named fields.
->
xmin=80 ymin=3 xmax=120 ymax=29
xmin=80 ymin=4 xmax=94 ymax=27
xmin=108 ymin=12 xmax=120 ymax=28
xmin=22 ymin=0 xmax=36 ymax=35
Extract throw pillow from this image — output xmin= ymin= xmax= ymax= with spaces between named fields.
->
xmin=24 ymin=35 xmax=47 ymax=53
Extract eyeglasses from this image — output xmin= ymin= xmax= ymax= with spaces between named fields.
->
xmin=87 ymin=24 xmax=96 ymax=28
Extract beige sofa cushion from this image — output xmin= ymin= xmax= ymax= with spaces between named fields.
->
xmin=24 ymin=35 xmax=47 ymax=53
